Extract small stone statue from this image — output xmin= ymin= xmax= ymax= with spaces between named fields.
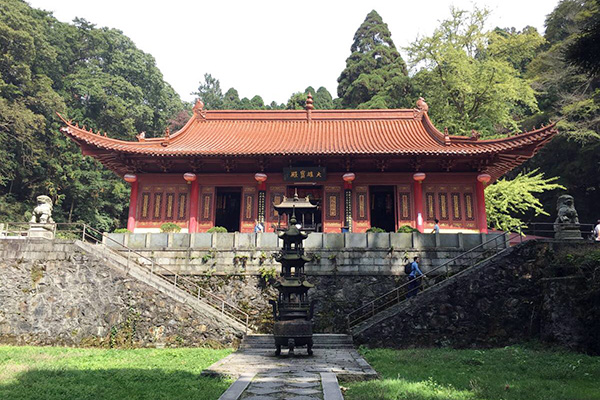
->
xmin=554 ymin=194 xmax=582 ymax=240
xmin=30 ymin=195 xmax=54 ymax=224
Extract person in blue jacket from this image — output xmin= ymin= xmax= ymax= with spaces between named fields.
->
xmin=407 ymin=256 xmax=426 ymax=297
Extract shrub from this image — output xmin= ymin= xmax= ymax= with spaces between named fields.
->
xmin=366 ymin=227 xmax=386 ymax=233
xmin=207 ymin=226 xmax=228 ymax=233
xmin=159 ymin=223 xmax=181 ymax=233
xmin=113 ymin=228 xmax=131 ymax=233
xmin=397 ymin=225 xmax=418 ymax=233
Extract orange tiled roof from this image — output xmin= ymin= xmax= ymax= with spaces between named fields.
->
xmin=58 ymin=108 xmax=557 ymax=159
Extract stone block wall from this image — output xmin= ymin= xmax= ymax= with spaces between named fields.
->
xmin=105 ymin=232 xmax=507 ymax=276
xmin=354 ymin=241 xmax=600 ymax=355
xmin=0 ymin=239 xmax=242 ymax=347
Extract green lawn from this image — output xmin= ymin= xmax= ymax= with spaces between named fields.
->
xmin=343 ymin=346 xmax=600 ymax=400
xmin=0 ymin=346 xmax=232 ymax=400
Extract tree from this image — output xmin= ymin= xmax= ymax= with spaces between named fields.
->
xmin=407 ymin=7 xmax=544 ymax=136
xmin=0 ymin=0 xmax=186 ymax=230
xmin=314 ymin=87 xmax=333 ymax=109
xmin=337 ymin=10 xmax=411 ymax=109
xmin=520 ymin=0 xmax=600 ymax=222
xmin=565 ymin=0 xmax=600 ymax=75
xmin=192 ymin=73 xmax=223 ymax=110
xmin=485 ymin=170 xmax=565 ymax=232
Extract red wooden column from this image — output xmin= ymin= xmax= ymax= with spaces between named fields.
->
xmin=343 ymin=172 xmax=356 ymax=232
xmin=476 ymin=174 xmax=491 ymax=233
xmin=413 ymin=173 xmax=426 ymax=233
xmin=124 ymin=174 xmax=138 ymax=232
xmin=184 ymin=172 xmax=199 ymax=233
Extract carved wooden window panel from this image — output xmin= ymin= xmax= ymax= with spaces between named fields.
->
xmin=451 ymin=193 xmax=461 ymax=220
xmin=425 ymin=192 xmax=436 ymax=220
xmin=140 ymin=193 xmax=151 ymax=220
xmin=243 ymin=194 xmax=255 ymax=221
xmin=270 ymin=192 xmax=284 ymax=219
xmin=177 ymin=193 xmax=187 ymax=220
xmin=355 ymin=192 xmax=368 ymax=220
xmin=201 ymin=193 xmax=213 ymax=221
xmin=438 ymin=193 xmax=449 ymax=221
xmin=165 ymin=193 xmax=175 ymax=219
xmin=153 ymin=193 xmax=163 ymax=220
xmin=464 ymin=193 xmax=475 ymax=221
xmin=325 ymin=193 xmax=340 ymax=221
xmin=399 ymin=192 xmax=411 ymax=220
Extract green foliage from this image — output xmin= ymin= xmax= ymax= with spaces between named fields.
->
xmin=565 ymin=0 xmax=600 ymax=76
xmin=159 ymin=223 xmax=181 ymax=233
xmin=407 ymin=6 xmax=544 ymax=136
xmin=485 ymin=169 xmax=565 ymax=232
xmin=0 ymin=1 xmax=185 ymax=231
xmin=207 ymin=226 xmax=227 ymax=233
xmin=258 ymin=266 xmax=278 ymax=283
xmin=344 ymin=346 xmax=600 ymax=400
xmin=337 ymin=10 xmax=411 ymax=109
xmin=0 ymin=346 xmax=232 ymax=400
xmin=113 ymin=228 xmax=130 ymax=233
xmin=396 ymin=225 xmax=418 ymax=233
xmin=519 ymin=0 xmax=600 ymax=222
xmin=367 ymin=227 xmax=386 ymax=233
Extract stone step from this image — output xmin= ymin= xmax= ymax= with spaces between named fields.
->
xmin=241 ymin=334 xmax=354 ymax=349
xmin=74 ymin=240 xmax=249 ymax=335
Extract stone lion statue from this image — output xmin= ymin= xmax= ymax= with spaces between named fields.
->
xmin=555 ymin=194 xmax=579 ymax=225
xmin=30 ymin=195 xmax=54 ymax=224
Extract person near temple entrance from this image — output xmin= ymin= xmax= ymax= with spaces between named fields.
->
xmin=407 ymin=256 xmax=426 ymax=298
xmin=431 ymin=219 xmax=440 ymax=234
xmin=254 ymin=219 xmax=264 ymax=233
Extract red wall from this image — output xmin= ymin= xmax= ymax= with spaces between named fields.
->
xmin=133 ymin=172 xmax=482 ymax=233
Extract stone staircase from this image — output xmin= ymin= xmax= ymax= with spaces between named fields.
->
xmin=74 ymin=240 xmax=248 ymax=335
xmin=241 ymin=334 xmax=355 ymax=350
xmin=349 ymin=245 xmax=515 ymax=336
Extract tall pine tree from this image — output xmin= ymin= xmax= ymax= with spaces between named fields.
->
xmin=337 ymin=10 xmax=411 ymax=109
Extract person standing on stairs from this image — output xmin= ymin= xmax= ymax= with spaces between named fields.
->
xmin=407 ymin=256 xmax=426 ymax=298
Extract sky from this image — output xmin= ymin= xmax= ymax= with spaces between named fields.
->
xmin=27 ymin=0 xmax=560 ymax=105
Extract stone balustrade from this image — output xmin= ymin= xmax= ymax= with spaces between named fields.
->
xmin=104 ymin=232 xmax=507 ymax=276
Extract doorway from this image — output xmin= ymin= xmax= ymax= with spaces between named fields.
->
xmin=370 ymin=186 xmax=396 ymax=232
xmin=287 ymin=186 xmax=323 ymax=231
xmin=215 ymin=187 xmax=241 ymax=232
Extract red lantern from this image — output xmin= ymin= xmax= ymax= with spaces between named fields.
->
xmin=413 ymin=172 xmax=426 ymax=182
xmin=254 ymin=173 xmax=267 ymax=183
xmin=477 ymin=173 xmax=491 ymax=185
xmin=342 ymin=172 xmax=356 ymax=182
xmin=123 ymin=174 xmax=137 ymax=183
xmin=183 ymin=172 xmax=197 ymax=184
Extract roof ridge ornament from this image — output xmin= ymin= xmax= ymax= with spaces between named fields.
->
xmin=470 ymin=129 xmax=480 ymax=141
xmin=443 ymin=127 xmax=451 ymax=146
xmin=161 ymin=127 xmax=170 ymax=147
xmin=136 ymin=131 xmax=146 ymax=142
xmin=193 ymin=99 xmax=207 ymax=121
xmin=305 ymin=92 xmax=314 ymax=121
xmin=413 ymin=97 xmax=428 ymax=120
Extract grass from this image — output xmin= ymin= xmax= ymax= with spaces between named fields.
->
xmin=0 ymin=346 xmax=232 ymax=400
xmin=343 ymin=346 xmax=600 ymax=400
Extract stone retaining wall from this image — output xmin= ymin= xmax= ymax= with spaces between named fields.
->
xmin=0 ymin=239 xmax=243 ymax=347
xmin=105 ymin=232 xmax=507 ymax=275
xmin=354 ymin=241 xmax=600 ymax=355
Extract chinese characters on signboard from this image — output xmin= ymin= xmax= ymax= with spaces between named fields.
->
xmin=283 ymin=167 xmax=327 ymax=182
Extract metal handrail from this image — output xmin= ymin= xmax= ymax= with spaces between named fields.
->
xmin=346 ymin=232 xmax=515 ymax=330
xmin=0 ymin=222 xmax=250 ymax=332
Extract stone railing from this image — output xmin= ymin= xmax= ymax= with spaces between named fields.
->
xmin=104 ymin=232 xmax=507 ymax=276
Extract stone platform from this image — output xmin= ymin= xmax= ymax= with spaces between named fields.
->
xmin=212 ymin=334 xmax=376 ymax=400
xmin=204 ymin=334 xmax=377 ymax=381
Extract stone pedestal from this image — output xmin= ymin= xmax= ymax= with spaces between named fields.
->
xmin=554 ymin=224 xmax=583 ymax=240
xmin=28 ymin=223 xmax=55 ymax=239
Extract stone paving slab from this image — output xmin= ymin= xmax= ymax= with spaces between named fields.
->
xmin=204 ymin=348 xmax=377 ymax=381
xmin=239 ymin=371 xmax=324 ymax=400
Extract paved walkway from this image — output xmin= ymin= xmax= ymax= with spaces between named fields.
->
xmin=208 ymin=336 xmax=377 ymax=400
